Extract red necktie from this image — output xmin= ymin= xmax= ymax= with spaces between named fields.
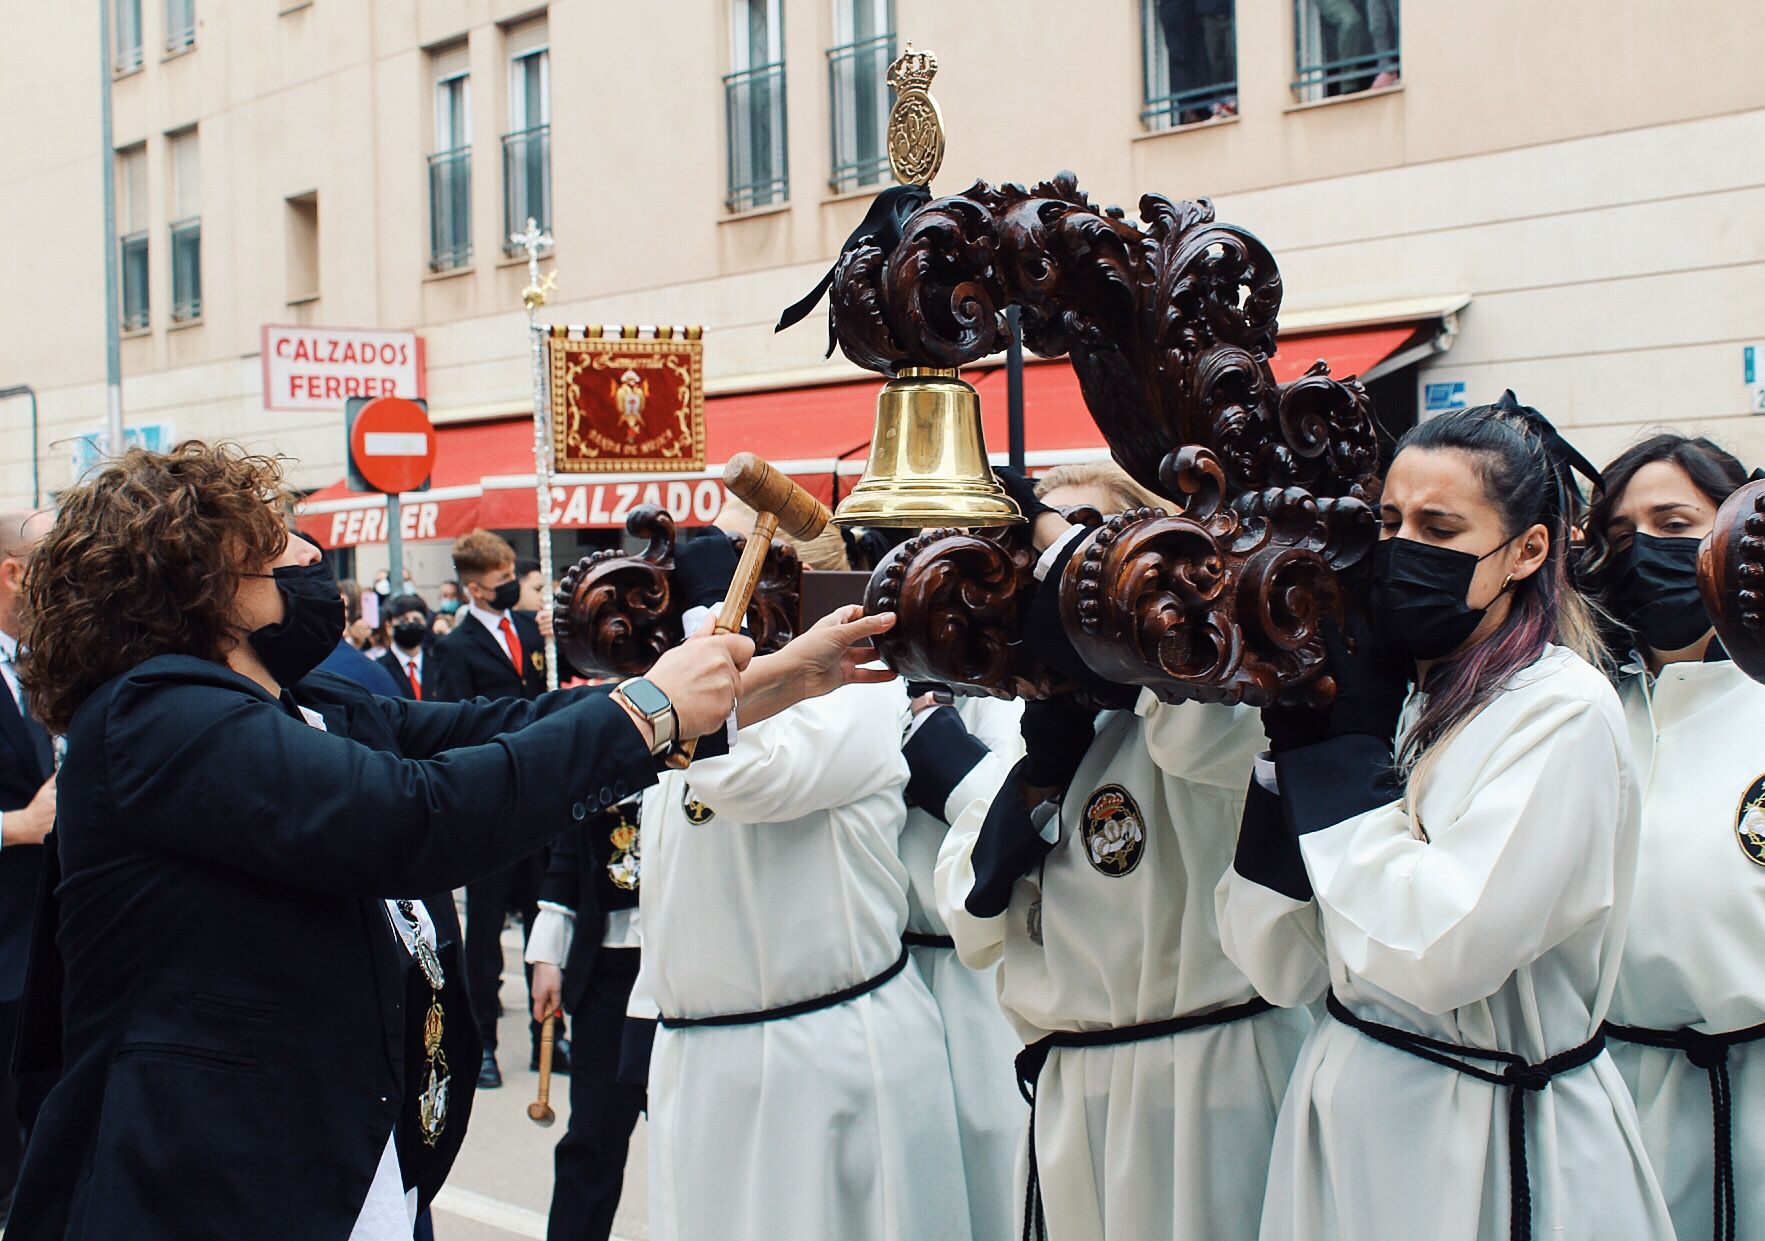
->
xmin=406 ymin=658 xmax=422 ymax=700
xmin=499 ymin=616 xmax=524 ymax=675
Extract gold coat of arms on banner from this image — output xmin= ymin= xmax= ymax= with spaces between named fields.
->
xmin=546 ymin=327 xmax=705 ymax=474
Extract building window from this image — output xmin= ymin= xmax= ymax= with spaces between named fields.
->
xmin=1142 ymin=0 xmax=1237 ymax=129
xmin=286 ymin=192 xmax=319 ymax=302
xmin=1293 ymin=0 xmax=1399 ymax=102
xmin=429 ymin=43 xmax=473 ymax=271
xmin=168 ymin=129 xmax=201 ymax=322
xmin=117 ymin=146 xmax=148 ymax=330
xmin=724 ymin=0 xmax=788 ymax=212
xmin=826 ymin=0 xmax=892 ymax=192
xmin=166 ymin=0 xmax=196 ymax=52
xmin=114 ymin=0 xmax=143 ymax=72
xmin=503 ymin=17 xmax=551 ymax=252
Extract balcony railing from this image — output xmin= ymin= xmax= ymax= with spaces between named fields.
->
xmin=724 ymin=61 xmax=788 ymax=212
xmin=114 ymin=0 xmax=143 ymax=71
xmin=1292 ymin=0 xmax=1399 ymax=102
xmin=827 ymin=33 xmax=893 ymax=192
xmin=428 ymin=147 xmax=473 ymax=271
xmin=169 ymin=218 xmax=201 ymax=322
xmin=1141 ymin=0 xmax=1238 ymax=130
xmin=1141 ymin=79 xmax=1237 ymax=130
xmin=166 ymin=0 xmax=196 ymax=52
xmin=502 ymin=125 xmax=551 ymax=254
xmin=120 ymin=231 xmax=149 ymax=330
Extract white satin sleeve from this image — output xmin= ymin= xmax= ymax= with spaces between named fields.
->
xmin=934 ymin=782 xmax=1012 ymax=970
xmin=1137 ymin=692 xmax=1266 ymax=790
xmin=1215 ymin=869 xmax=1329 ymax=1008
xmin=686 ymin=680 xmax=908 ymax=824
xmin=1299 ymin=696 xmax=1622 ymax=1016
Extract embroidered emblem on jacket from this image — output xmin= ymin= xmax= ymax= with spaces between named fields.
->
xmin=1080 ymin=784 xmax=1145 ymax=877
xmin=1736 ymin=776 xmax=1765 ymax=868
xmin=607 ymin=804 xmax=641 ymax=891
xmin=683 ymin=787 xmax=716 ymax=825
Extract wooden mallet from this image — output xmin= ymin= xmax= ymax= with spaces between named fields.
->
xmin=527 ymin=1010 xmax=558 ymax=1127
xmin=666 ymin=451 xmax=831 ymax=769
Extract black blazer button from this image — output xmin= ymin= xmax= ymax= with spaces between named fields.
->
xmin=571 ymin=802 xmax=587 ymax=821
xmin=598 ymin=788 xmax=615 ymax=806
xmin=613 ymin=780 xmax=629 ymax=798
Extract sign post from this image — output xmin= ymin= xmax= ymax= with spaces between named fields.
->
xmin=510 ymin=216 xmax=560 ymax=691
xmin=346 ymin=395 xmax=436 ymax=597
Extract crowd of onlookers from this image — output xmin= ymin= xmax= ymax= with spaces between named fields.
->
xmin=336 ymin=558 xmax=553 ymax=660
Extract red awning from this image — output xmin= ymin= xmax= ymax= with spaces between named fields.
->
xmin=297 ymin=323 xmax=1420 ymax=548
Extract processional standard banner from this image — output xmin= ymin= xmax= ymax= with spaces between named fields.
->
xmin=546 ymin=326 xmax=705 ymax=474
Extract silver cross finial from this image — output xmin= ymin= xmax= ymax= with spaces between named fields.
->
xmin=510 ymin=216 xmax=555 ymax=311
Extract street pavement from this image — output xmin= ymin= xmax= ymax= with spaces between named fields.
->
xmin=432 ymin=924 xmax=649 ymax=1241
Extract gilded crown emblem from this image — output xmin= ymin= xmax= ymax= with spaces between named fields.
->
xmin=886 ymin=46 xmax=938 ymax=93
xmin=886 ymin=43 xmax=945 ymax=187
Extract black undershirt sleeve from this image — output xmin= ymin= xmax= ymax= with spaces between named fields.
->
xmin=1275 ymin=733 xmax=1401 ymax=839
xmin=903 ymin=708 xmax=989 ymax=824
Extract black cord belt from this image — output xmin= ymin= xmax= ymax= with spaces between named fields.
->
xmin=1605 ymin=1018 xmax=1765 ymax=1241
xmin=1013 ymin=996 xmax=1274 ymax=1241
xmin=1326 ymin=991 xmax=1605 ymax=1241
xmin=657 ymin=947 xmax=909 ymax=1030
xmin=902 ymin=930 xmax=956 ymax=950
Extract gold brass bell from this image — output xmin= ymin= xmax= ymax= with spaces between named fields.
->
xmin=832 ymin=367 xmax=1024 ymax=528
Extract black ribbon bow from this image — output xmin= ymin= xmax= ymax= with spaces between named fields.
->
xmin=774 ymin=183 xmax=933 ymax=357
xmin=1493 ymin=389 xmax=1604 ymax=519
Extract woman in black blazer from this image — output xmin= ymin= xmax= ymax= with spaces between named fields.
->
xmin=7 ymin=442 xmax=891 ymax=1240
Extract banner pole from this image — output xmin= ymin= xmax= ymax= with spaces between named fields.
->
xmin=513 ymin=216 xmax=559 ymax=691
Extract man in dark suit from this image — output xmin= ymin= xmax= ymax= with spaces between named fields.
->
xmin=377 ymin=593 xmax=433 ymax=700
xmin=526 ymin=811 xmax=643 ymax=1241
xmin=429 ymin=530 xmax=555 ymax=1089
xmin=0 ymin=511 xmax=57 ymax=1223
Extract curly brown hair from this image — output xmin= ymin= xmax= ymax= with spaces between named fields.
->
xmin=20 ymin=441 xmax=291 ymax=733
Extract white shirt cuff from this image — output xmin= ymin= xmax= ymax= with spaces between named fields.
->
xmin=1253 ymin=752 xmax=1280 ymax=794
xmin=1034 ymin=525 xmax=1088 ymax=581
xmin=1029 ymin=798 xmax=1061 ymax=844
xmin=680 ymin=604 xmax=740 ymax=746
xmin=601 ymin=907 xmax=642 ymax=949
xmin=525 ymin=904 xmax=576 ymax=966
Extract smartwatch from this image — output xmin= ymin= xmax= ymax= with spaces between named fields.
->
xmin=613 ymin=677 xmax=677 ymax=756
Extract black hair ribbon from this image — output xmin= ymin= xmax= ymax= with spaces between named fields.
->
xmin=773 ymin=183 xmax=932 ymax=356
xmin=1494 ymin=389 xmax=1604 ymax=514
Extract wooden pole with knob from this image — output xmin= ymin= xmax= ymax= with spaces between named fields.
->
xmin=665 ymin=452 xmax=831 ymax=769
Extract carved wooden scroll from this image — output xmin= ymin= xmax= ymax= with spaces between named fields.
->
xmin=1699 ymin=478 xmax=1765 ymax=684
xmin=831 ymin=172 xmax=1382 ymax=705
xmin=554 ymin=506 xmax=802 ymax=680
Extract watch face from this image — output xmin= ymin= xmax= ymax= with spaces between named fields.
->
xmin=622 ymin=678 xmax=671 ymax=718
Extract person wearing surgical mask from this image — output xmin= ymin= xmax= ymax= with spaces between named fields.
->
xmin=429 ymin=530 xmax=555 ymax=1090
xmin=1218 ymin=394 xmax=1673 ymax=1241
xmin=376 ymin=594 xmax=434 ymax=701
xmin=2 ymin=442 xmax=888 ymax=1240
xmin=1585 ymin=434 xmax=1765 ymax=1241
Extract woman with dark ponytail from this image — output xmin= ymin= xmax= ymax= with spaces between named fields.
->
xmin=1218 ymin=395 xmax=1673 ymax=1241
xmin=1585 ymin=434 xmax=1764 ymax=1241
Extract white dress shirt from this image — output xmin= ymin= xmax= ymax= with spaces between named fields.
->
xmin=391 ymin=647 xmax=424 ymax=696
xmin=466 ymin=602 xmax=515 ymax=661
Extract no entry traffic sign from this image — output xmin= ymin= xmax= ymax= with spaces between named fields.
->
xmin=347 ymin=396 xmax=435 ymax=495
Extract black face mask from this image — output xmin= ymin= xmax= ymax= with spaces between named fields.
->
xmin=1609 ymin=532 xmax=1709 ymax=652
xmin=248 ymin=563 xmax=345 ymax=687
xmin=392 ymin=620 xmax=429 ymax=651
xmin=1371 ymin=536 xmax=1508 ymax=661
xmin=487 ymin=579 xmax=522 ymax=613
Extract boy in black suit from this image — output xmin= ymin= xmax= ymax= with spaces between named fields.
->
xmin=429 ymin=531 xmax=557 ymax=1088
xmin=377 ymin=593 xmax=433 ymax=700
